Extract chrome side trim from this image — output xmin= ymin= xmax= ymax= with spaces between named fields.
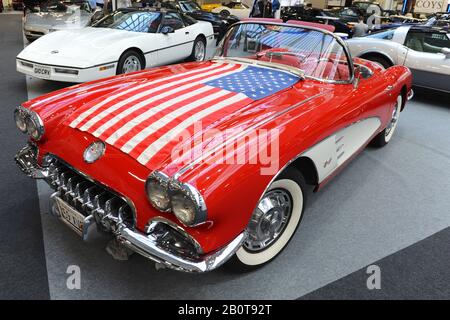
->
xmin=174 ymin=91 xmax=328 ymax=179
xmin=252 ymin=116 xmax=382 ymax=206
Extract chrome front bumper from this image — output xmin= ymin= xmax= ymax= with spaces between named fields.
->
xmin=15 ymin=144 xmax=245 ymax=272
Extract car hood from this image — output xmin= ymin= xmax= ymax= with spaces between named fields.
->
xmin=25 ymin=61 xmax=309 ymax=173
xmin=24 ymin=8 xmax=92 ymax=30
xmin=17 ymin=27 xmax=139 ymax=67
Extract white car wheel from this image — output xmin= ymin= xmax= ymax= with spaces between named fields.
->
xmin=372 ymin=93 xmax=402 ymax=147
xmin=384 ymin=94 xmax=402 ymax=143
xmin=117 ymin=50 xmax=144 ymax=75
xmin=227 ymin=168 xmax=306 ymax=271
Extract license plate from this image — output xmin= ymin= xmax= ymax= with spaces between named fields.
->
xmin=33 ymin=64 xmax=51 ymax=78
xmin=55 ymin=197 xmax=85 ymax=237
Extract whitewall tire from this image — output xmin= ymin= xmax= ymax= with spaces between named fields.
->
xmin=226 ymin=168 xmax=307 ymax=271
xmin=372 ymin=94 xmax=402 ymax=147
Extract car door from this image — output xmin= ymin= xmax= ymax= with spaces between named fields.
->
xmin=156 ymin=12 xmax=192 ymax=64
xmin=403 ymin=29 xmax=450 ymax=92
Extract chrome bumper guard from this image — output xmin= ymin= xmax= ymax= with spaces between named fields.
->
xmin=15 ymin=144 xmax=246 ymax=272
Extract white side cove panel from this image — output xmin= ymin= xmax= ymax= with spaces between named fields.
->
xmin=303 ymin=117 xmax=381 ymax=183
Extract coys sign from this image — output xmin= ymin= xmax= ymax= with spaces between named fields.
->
xmin=414 ymin=0 xmax=446 ymax=13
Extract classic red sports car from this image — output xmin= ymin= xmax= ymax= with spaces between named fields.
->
xmin=15 ymin=21 xmax=413 ymax=272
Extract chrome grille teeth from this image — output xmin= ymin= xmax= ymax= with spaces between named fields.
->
xmin=43 ymin=158 xmax=134 ymax=231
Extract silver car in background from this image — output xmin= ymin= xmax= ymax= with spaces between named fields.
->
xmin=24 ymin=0 xmax=102 ymax=42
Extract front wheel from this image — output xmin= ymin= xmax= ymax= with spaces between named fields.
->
xmin=226 ymin=168 xmax=307 ymax=272
xmin=371 ymin=94 xmax=402 ymax=147
xmin=116 ymin=50 xmax=144 ymax=75
xmin=187 ymin=37 xmax=206 ymax=62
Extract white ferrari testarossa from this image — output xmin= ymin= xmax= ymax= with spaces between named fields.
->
xmin=16 ymin=8 xmax=214 ymax=83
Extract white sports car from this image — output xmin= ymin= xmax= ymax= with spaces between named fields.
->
xmin=346 ymin=25 xmax=450 ymax=93
xmin=23 ymin=0 xmax=102 ymax=42
xmin=16 ymin=8 xmax=214 ymax=83
xmin=212 ymin=1 xmax=251 ymax=20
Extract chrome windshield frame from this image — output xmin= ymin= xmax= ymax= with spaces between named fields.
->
xmin=215 ymin=21 xmax=355 ymax=85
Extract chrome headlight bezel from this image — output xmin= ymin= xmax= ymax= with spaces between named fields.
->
xmin=145 ymin=171 xmax=208 ymax=227
xmin=169 ymin=181 xmax=208 ymax=227
xmin=145 ymin=171 xmax=172 ymax=212
xmin=14 ymin=106 xmax=44 ymax=140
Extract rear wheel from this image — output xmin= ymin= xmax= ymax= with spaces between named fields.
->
xmin=116 ymin=50 xmax=144 ymax=75
xmin=187 ymin=37 xmax=206 ymax=62
xmin=363 ymin=55 xmax=391 ymax=69
xmin=226 ymin=167 xmax=307 ymax=272
xmin=372 ymin=94 xmax=402 ymax=147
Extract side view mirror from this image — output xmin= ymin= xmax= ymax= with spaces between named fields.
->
xmin=161 ymin=25 xmax=175 ymax=34
xmin=353 ymin=65 xmax=373 ymax=88
xmin=91 ymin=9 xmax=104 ymax=24
xmin=441 ymin=47 xmax=450 ymax=59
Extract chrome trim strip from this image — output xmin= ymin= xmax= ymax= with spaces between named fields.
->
xmin=174 ymin=91 xmax=328 ymax=179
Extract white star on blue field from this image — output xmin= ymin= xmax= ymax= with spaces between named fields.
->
xmin=205 ymin=66 xmax=299 ymax=100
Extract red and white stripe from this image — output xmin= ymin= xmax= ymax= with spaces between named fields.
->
xmin=68 ymin=62 xmax=253 ymax=167
xmin=68 ymin=62 xmax=228 ymax=128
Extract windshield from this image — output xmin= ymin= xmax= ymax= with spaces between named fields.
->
xmin=37 ymin=0 xmax=91 ymax=13
xmin=219 ymin=23 xmax=352 ymax=82
xmin=94 ymin=11 xmax=162 ymax=33
xmin=179 ymin=1 xmax=201 ymax=12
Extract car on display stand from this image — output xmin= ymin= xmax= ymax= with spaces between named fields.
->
xmin=347 ymin=25 xmax=450 ymax=93
xmin=160 ymin=0 xmax=239 ymax=41
xmin=23 ymin=0 xmax=103 ymax=42
xmin=16 ymin=8 xmax=214 ymax=82
xmin=14 ymin=20 xmax=412 ymax=272
xmin=211 ymin=1 xmax=251 ymax=20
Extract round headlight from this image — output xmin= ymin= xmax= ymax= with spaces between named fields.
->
xmin=26 ymin=116 xmax=40 ymax=140
xmin=171 ymin=190 xmax=197 ymax=226
xmin=14 ymin=109 xmax=27 ymax=133
xmin=170 ymin=183 xmax=207 ymax=227
xmin=146 ymin=172 xmax=171 ymax=211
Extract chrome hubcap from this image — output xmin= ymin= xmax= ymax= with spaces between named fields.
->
xmin=194 ymin=41 xmax=205 ymax=61
xmin=385 ymin=100 xmax=400 ymax=137
xmin=122 ymin=55 xmax=141 ymax=74
xmin=243 ymin=189 xmax=292 ymax=252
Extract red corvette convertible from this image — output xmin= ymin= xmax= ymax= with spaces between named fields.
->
xmin=15 ymin=22 xmax=413 ymax=272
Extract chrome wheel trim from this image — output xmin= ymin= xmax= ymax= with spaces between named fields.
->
xmin=194 ymin=41 xmax=205 ymax=61
xmin=243 ymin=189 xmax=292 ymax=252
xmin=385 ymin=95 xmax=402 ymax=142
xmin=122 ymin=55 xmax=141 ymax=74
xmin=236 ymin=178 xmax=304 ymax=266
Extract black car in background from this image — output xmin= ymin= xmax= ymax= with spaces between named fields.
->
xmin=281 ymin=6 xmax=353 ymax=36
xmin=161 ymin=0 xmax=239 ymax=42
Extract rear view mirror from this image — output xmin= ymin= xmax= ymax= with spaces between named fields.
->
xmin=441 ymin=47 xmax=450 ymax=59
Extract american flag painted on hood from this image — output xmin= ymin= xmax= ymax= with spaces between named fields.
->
xmin=67 ymin=62 xmax=299 ymax=168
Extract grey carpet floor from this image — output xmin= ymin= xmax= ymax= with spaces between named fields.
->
xmin=0 ymin=13 xmax=50 ymax=299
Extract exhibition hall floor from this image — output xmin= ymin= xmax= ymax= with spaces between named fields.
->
xmin=1 ymin=13 xmax=450 ymax=299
